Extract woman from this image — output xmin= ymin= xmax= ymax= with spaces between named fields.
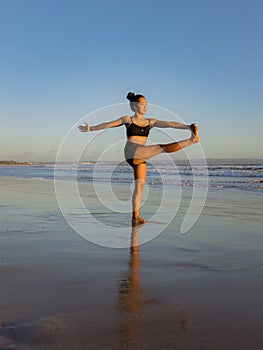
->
xmin=78 ymin=92 xmax=200 ymax=226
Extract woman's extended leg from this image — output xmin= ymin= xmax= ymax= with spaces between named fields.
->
xmin=132 ymin=124 xmax=200 ymax=165
xmin=132 ymin=163 xmax=147 ymax=226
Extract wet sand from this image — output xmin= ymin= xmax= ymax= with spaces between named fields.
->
xmin=1 ymin=176 xmax=263 ymax=349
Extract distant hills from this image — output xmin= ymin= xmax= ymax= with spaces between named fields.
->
xmin=0 ymin=160 xmax=45 ymax=165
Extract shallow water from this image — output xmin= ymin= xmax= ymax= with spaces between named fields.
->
xmin=1 ymin=158 xmax=262 ymax=193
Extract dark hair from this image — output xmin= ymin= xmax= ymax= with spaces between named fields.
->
xmin=126 ymin=92 xmax=145 ymax=102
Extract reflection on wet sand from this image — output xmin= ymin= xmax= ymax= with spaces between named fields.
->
xmin=119 ymin=225 xmax=191 ymax=348
xmin=118 ymin=224 xmax=149 ymax=348
xmin=117 ymin=224 xmax=192 ymax=348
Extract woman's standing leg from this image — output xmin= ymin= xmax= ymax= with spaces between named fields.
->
xmin=132 ymin=163 xmax=147 ymax=226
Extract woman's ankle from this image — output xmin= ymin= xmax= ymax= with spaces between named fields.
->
xmin=132 ymin=210 xmax=140 ymax=219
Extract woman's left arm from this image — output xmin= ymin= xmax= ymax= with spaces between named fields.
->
xmin=89 ymin=117 xmax=124 ymax=131
xmin=78 ymin=116 xmax=127 ymax=132
xmin=151 ymin=118 xmax=191 ymax=130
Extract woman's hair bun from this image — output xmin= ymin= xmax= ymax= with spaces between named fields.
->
xmin=126 ymin=92 xmax=135 ymax=101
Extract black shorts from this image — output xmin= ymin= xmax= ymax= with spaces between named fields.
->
xmin=124 ymin=142 xmax=146 ymax=168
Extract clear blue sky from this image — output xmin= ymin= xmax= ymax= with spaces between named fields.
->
xmin=0 ymin=0 xmax=262 ymax=161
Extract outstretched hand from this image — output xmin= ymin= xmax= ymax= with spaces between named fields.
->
xmin=78 ymin=121 xmax=90 ymax=132
xmin=188 ymin=122 xmax=197 ymax=132
xmin=190 ymin=123 xmax=198 ymax=132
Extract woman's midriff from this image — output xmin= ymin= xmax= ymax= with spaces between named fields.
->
xmin=127 ymin=136 xmax=147 ymax=146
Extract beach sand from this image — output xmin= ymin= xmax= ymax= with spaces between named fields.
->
xmin=0 ymin=176 xmax=263 ymax=349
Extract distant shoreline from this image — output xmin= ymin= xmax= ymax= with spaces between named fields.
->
xmin=0 ymin=158 xmax=262 ymax=166
xmin=0 ymin=161 xmax=47 ymax=166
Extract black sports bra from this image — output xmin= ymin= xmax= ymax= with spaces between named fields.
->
xmin=126 ymin=116 xmax=151 ymax=137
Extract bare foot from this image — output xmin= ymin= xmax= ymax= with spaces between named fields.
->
xmin=132 ymin=216 xmax=147 ymax=226
xmin=190 ymin=123 xmax=200 ymax=143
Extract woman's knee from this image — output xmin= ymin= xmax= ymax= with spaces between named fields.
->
xmin=159 ymin=144 xmax=167 ymax=152
xmin=134 ymin=178 xmax=145 ymax=188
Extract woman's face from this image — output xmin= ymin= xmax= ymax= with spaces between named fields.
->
xmin=131 ymin=97 xmax=147 ymax=115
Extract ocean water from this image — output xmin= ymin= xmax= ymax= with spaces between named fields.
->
xmin=0 ymin=159 xmax=262 ymax=193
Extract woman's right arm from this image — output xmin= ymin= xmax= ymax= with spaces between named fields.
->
xmin=78 ymin=116 xmax=129 ymax=132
